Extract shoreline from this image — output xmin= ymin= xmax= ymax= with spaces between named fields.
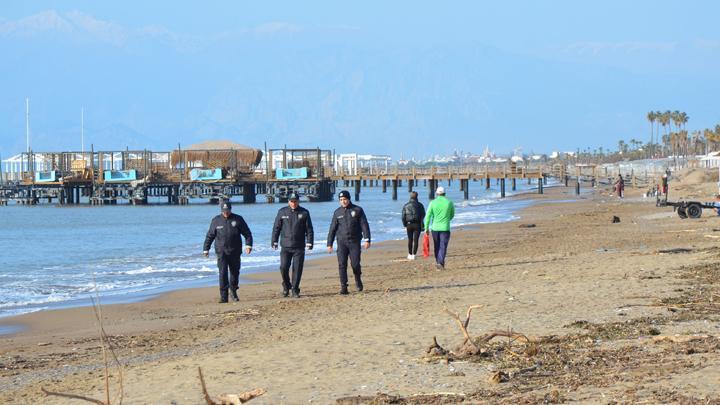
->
xmin=8 ymin=181 xmax=716 ymax=402
xmin=0 ymin=186 xmax=547 ymax=326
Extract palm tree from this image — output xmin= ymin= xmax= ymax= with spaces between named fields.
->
xmin=658 ymin=112 xmax=670 ymax=156
xmin=647 ymin=111 xmax=656 ymax=157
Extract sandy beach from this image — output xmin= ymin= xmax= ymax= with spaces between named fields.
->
xmin=2 ymin=175 xmax=720 ymax=404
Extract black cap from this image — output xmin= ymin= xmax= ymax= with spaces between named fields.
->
xmin=338 ymin=190 xmax=351 ymax=200
xmin=221 ymin=201 xmax=232 ymax=212
xmin=288 ymin=192 xmax=299 ymax=201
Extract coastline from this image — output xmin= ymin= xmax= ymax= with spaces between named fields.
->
xmin=0 ymin=185 xmax=544 ymax=325
xmin=4 ymin=181 xmax=719 ymax=403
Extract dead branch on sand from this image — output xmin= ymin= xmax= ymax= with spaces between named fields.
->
xmin=198 ymin=367 xmax=266 ymax=404
xmin=42 ymin=281 xmax=124 ymax=405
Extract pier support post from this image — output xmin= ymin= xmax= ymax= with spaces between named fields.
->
xmin=243 ymin=183 xmax=257 ymax=203
xmin=543 ymin=175 xmax=547 ymax=185
xmin=564 ymin=175 xmax=569 ymax=187
xmin=575 ymin=178 xmax=580 ymax=195
xmin=485 ymin=177 xmax=490 ymax=189
xmin=392 ymin=180 xmax=398 ymax=201
xmin=408 ymin=179 xmax=413 ymax=193
xmin=363 ymin=179 xmax=367 ymax=187
xmin=382 ymin=179 xmax=387 ymax=193
xmin=538 ymin=177 xmax=544 ymax=194
xmin=424 ymin=179 xmax=427 ymax=187
xmin=512 ymin=178 xmax=516 ymax=191
xmin=354 ymin=179 xmax=361 ymax=201
xmin=463 ymin=179 xmax=469 ymax=200
xmin=428 ymin=179 xmax=436 ymax=200
xmin=459 ymin=179 xmax=464 ymax=192
xmin=500 ymin=178 xmax=506 ymax=198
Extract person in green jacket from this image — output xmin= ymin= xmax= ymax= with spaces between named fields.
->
xmin=424 ymin=186 xmax=455 ymax=269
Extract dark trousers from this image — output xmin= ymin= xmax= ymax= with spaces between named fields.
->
xmin=279 ymin=247 xmax=305 ymax=292
xmin=217 ymin=253 xmax=241 ymax=298
xmin=431 ymin=231 xmax=451 ymax=266
xmin=336 ymin=241 xmax=362 ymax=287
xmin=406 ymin=223 xmax=421 ymax=255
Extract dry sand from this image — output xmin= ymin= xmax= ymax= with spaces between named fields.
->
xmin=2 ymin=177 xmax=720 ymax=404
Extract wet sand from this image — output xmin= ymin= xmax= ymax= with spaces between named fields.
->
xmin=2 ymin=181 xmax=720 ymax=403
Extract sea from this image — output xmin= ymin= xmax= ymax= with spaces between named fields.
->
xmin=0 ymin=180 xmax=548 ymax=319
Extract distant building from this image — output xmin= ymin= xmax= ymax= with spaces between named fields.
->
xmin=335 ymin=153 xmax=391 ymax=175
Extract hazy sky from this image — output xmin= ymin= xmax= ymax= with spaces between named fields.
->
xmin=1 ymin=1 xmax=719 ymax=159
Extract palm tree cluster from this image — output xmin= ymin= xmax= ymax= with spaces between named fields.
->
xmin=646 ymin=110 xmax=720 ymax=158
xmin=570 ymin=111 xmax=720 ymax=165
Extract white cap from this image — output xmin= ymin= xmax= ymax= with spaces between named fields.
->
xmin=436 ymin=186 xmax=445 ymax=195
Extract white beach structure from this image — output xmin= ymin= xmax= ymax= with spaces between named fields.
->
xmin=335 ymin=153 xmax=391 ymax=175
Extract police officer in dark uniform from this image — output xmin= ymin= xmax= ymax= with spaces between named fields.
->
xmin=271 ymin=192 xmax=314 ymax=298
xmin=203 ymin=201 xmax=253 ymax=303
xmin=327 ymin=190 xmax=371 ymax=295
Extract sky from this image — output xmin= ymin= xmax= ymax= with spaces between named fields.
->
xmin=1 ymin=1 xmax=719 ymax=160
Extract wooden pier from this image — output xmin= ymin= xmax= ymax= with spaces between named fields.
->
xmin=0 ymin=146 xmax=568 ymax=206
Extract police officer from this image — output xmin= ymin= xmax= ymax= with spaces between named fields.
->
xmin=327 ymin=190 xmax=371 ymax=295
xmin=271 ymin=192 xmax=314 ymax=298
xmin=203 ymin=201 xmax=253 ymax=303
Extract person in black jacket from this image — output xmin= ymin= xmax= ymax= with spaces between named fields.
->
xmin=271 ymin=192 xmax=314 ymax=298
xmin=402 ymin=191 xmax=425 ymax=260
xmin=203 ymin=201 xmax=253 ymax=303
xmin=327 ymin=190 xmax=371 ymax=295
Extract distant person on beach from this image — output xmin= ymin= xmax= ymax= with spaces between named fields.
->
xmin=424 ymin=186 xmax=455 ymax=270
xmin=713 ymin=195 xmax=720 ymax=216
xmin=327 ymin=190 xmax=371 ymax=295
xmin=402 ymin=191 xmax=425 ymax=260
xmin=271 ymin=192 xmax=314 ymax=298
xmin=615 ymin=174 xmax=625 ymax=198
xmin=661 ymin=174 xmax=668 ymax=196
xmin=203 ymin=201 xmax=253 ymax=303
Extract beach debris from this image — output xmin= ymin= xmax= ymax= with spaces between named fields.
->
xmin=36 ymin=342 xmax=51 ymax=346
xmin=336 ymin=392 xmax=466 ymax=404
xmin=425 ymin=336 xmax=448 ymax=357
xmin=488 ymin=370 xmax=509 ymax=384
xmin=612 ymin=216 xmax=621 ymax=223
xmin=656 ymin=248 xmax=692 ymax=254
xmin=518 ymin=223 xmax=536 ymax=228
xmin=41 ymin=283 xmax=124 ymax=405
xmin=198 ymin=367 xmax=265 ymax=404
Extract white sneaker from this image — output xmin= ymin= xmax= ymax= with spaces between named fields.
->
xmin=407 ymin=254 xmax=413 ymax=260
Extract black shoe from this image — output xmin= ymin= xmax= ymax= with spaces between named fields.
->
xmin=340 ymin=286 xmax=349 ymax=295
xmin=218 ymin=298 xmax=228 ymax=303
xmin=291 ymin=290 xmax=300 ymax=298
xmin=355 ymin=279 xmax=364 ymax=292
xmin=282 ymin=288 xmax=289 ymax=297
xmin=230 ymin=290 xmax=239 ymax=302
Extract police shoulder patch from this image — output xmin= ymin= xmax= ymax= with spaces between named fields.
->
xmin=231 ymin=221 xmax=237 ymax=227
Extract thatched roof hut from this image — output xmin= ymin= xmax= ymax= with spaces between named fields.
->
xmin=171 ymin=140 xmax=263 ymax=171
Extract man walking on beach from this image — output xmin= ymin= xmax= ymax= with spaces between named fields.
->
xmin=327 ymin=190 xmax=371 ymax=295
xmin=615 ymin=174 xmax=625 ymax=199
xmin=271 ymin=192 xmax=314 ymax=298
xmin=402 ymin=191 xmax=425 ymax=260
xmin=424 ymin=186 xmax=455 ymax=270
xmin=203 ymin=201 xmax=253 ymax=303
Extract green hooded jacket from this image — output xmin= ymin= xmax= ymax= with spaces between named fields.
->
xmin=424 ymin=195 xmax=455 ymax=232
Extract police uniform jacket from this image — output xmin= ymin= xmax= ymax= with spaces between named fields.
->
xmin=203 ymin=213 xmax=253 ymax=256
xmin=327 ymin=203 xmax=371 ymax=246
xmin=271 ymin=206 xmax=314 ymax=248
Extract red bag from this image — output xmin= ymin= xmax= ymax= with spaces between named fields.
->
xmin=422 ymin=233 xmax=430 ymax=258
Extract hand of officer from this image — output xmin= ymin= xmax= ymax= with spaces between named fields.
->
xmin=203 ymin=251 xmax=209 ymax=258
xmin=272 ymin=243 xmax=278 ymax=250
xmin=327 ymin=246 xmax=333 ymax=254
xmin=245 ymin=246 xmax=252 ymax=255
xmin=364 ymin=241 xmax=371 ymax=250
xmin=306 ymin=243 xmax=313 ymax=251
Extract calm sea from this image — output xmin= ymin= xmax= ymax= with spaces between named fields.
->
xmin=0 ymin=180 xmax=545 ymax=318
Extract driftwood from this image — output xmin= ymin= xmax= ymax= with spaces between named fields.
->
xmin=42 ymin=282 xmax=124 ymax=405
xmin=198 ymin=367 xmax=266 ymax=404
xmin=442 ymin=305 xmax=545 ymax=359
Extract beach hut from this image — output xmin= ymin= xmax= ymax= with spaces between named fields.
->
xmin=170 ymin=140 xmax=263 ymax=181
